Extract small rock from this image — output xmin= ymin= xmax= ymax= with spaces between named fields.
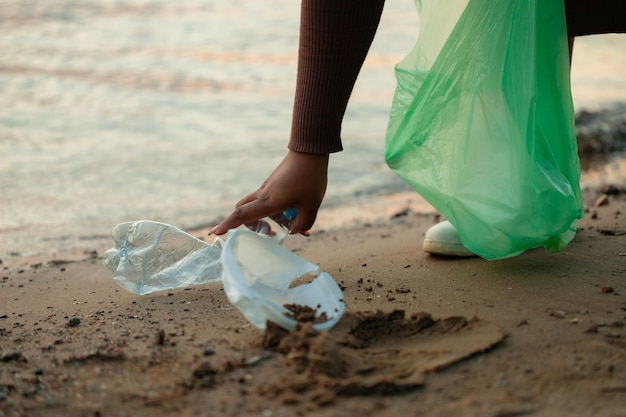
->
xmin=550 ymin=310 xmax=566 ymax=319
xmin=594 ymin=194 xmax=609 ymax=207
xmin=68 ymin=317 xmax=81 ymax=327
xmin=602 ymin=286 xmax=614 ymax=294
xmin=155 ymin=329 xmax=166 ymax=346
xmin=245 ymin=353 xmax=272 ymax=367
xmin=391 ymin=208 xmax=412 ymax=218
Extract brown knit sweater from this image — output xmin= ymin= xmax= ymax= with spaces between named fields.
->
xmin=288 ymin=0 xmax=625 ymax=154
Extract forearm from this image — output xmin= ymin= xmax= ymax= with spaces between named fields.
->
xmin=289 ymin=0 xmax=386 ymax=154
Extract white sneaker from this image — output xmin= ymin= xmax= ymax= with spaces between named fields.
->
xmin=423 ymin=221 xmax=476 ymax=257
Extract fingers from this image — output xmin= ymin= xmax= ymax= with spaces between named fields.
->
xmin=234 ymin=191 xmax=260 ymax=209
xmin=211 ymin=200 xmax=316 ymax=238
xmin=210 ymin=199 xmax=275 ymax=236
xmin=288 ymin=207 xmax=317 ymax=236
xmin=209 ymin=151 xmax=328 ymax=237
xmin=209 ymin=190 xmax=264 ymax=235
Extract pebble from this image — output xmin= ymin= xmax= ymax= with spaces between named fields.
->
xmin=594 ymin=194 xmax=609 ymax=207
xmin=68 ymin=317 xmax=81 ymax=327
xmin=245 ymin=353 xmax=272 ymax=367
xmin=155 ymin=329 xmax=166 ymax=346
xmin=550 ymin=310 xmax=566 ymax=319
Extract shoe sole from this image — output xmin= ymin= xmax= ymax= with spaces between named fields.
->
xmin=423 ymin=238 xmax=476 ymax=257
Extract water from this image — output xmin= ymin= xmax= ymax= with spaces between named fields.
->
xmin=1 ymin=0 xmax=625 ymax=262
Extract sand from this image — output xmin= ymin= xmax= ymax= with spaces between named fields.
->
xmin=1 ymin=184 xmax=625 ymax=417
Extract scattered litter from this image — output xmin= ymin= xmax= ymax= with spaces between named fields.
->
xmin=221 ymin=229 xmax=345 ymax=332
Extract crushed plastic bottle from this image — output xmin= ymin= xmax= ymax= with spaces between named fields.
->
xmin=103 ymin=210 xmax=297 ymax=295
xmin=102 ymin=221 xmax=222 ymax=295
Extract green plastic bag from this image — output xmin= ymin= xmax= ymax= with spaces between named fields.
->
xmin=385 ymin=0 xmax=583 ymax=260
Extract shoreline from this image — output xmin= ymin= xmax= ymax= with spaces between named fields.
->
xmin=2 ymin=190 xmax=437 ymax=271
xmin=4 ymin=167 xmax=622 ymax=272
xmin=3 ymin=101 xmax=624 ymax=268
xmin=1 ymin=107 xmax=624 ymax=269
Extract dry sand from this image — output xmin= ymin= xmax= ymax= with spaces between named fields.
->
xmin=1 ymin=185 xmax=625 ymax=417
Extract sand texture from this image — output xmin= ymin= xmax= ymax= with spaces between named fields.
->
xmin=1 ymin=187 xmax=625 ymax=417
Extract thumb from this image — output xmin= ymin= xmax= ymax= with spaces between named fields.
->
xmin=289 ymin=208 xmax=317 ymax=235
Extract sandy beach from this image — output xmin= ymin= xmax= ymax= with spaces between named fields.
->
xmin=1 ymin=1 xmax=625 ymax=415
xmin=1 ymin=181 xmax=625 ymax=417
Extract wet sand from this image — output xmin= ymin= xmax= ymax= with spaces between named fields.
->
xmin=1 ymin=181 xmax=625 ymax=417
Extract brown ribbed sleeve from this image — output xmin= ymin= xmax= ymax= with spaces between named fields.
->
xmin=288 ymin=0 xmax=386 ymax=154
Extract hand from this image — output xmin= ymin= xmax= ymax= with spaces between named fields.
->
xmin=210 ymin=150 xmax=329 ymax=236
